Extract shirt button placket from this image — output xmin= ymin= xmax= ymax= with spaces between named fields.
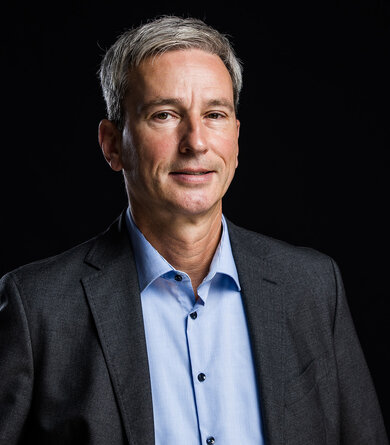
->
xmin=186 ymin=305 xmax=211 ymax=445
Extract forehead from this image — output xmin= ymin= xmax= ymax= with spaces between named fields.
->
xmin=126 ymin=49 xmax=234 ymax=105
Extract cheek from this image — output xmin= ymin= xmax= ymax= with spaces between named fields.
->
xmin=214 ymin=137 xmax=239 ymax=165
xmin=138 ymin=133 xmax=177 ymax=169
xmin=211 ymin=125 xmax=239 ymax=159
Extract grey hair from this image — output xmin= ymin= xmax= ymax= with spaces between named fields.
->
xmin=99 ymin=16 xmax=243 ymax=130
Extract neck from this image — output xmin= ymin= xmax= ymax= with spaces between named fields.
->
xmin=130 ymin=202 xmax=223 ymax=293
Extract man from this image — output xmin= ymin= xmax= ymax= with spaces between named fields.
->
xmin=0 ymin=15 xmax=387 ymax=445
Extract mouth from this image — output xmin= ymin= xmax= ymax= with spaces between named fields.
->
xmin=169 ymin=169 xmax=215 ymax=183
xmin=171 ymin=172 xmax=211 ymax=175
xmin=170 ymin=170 xmax=213 ymax=175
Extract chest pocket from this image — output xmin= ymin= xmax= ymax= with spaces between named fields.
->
xmin=284 ymin=352 xmax=329 ymax=407
xmin=284 ymin=352 xmax=329 ymax=444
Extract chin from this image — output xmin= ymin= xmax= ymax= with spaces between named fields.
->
xmin=170 ymin=197 xmax=221 ymax=217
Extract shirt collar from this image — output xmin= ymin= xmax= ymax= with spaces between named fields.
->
xmin=125 ymin=207 xmax=241 ymax=293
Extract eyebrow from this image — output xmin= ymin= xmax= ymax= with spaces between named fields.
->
xmin=206 ymin=99 xmax=235 ymax=112
xmin=139 ymin=98 xmax=183 ymax=113
xmin=138 ymin=97 xmax=234 ymax=114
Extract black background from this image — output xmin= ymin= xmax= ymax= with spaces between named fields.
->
xmin=1 ymin=0 xmax=389 ymax=433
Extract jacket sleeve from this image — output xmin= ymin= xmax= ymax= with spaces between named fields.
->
xmin=331 ymin=259 xmax=389 ymax=444
xmin=0 ymin=273 xmax=34 ymax=444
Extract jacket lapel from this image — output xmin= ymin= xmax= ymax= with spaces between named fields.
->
xmin=81 ymin=213 xmax=154 ymax=445
xmin=228 ymin=221 xmax=285 ymax=444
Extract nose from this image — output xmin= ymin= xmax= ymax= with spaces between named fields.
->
xmin=178 ymin=115 xmax=208 ymax=155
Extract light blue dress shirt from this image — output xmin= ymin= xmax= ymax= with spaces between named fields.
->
xmin=126 ymin=208 xmax=264 ymax=445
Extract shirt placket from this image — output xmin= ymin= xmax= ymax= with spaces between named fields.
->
xmin=186 ymin=285 xmax=217 ymax=445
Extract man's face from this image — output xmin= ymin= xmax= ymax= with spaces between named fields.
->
xmin=121 ymin=48 xmax=240 ymax=219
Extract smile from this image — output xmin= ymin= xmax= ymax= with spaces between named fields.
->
xmin=171 ymin=171 xmax=212 ymax=175
xmin=169 ymin=170 xmax=215 ymax=184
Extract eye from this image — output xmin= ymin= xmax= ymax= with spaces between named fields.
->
xmin=207 ymin=112 xmax=225 ymax=119
xmin=154 ymin=112 xmax=171 ymax=120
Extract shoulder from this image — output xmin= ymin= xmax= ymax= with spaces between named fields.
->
xmin=226 ymin=219 xmax=339 ymax=294
xmin=0 ymin=213 xmax=132 ymax=325
xmin=227 ymin=219 xmax=333 ymax=265
xmin=0 ymin=235 xmax=98 ymax=296
xmin=1 ymin=212 xmax=131 ymax=291
xmin=226 ymin=220 xmax=341 ymax=320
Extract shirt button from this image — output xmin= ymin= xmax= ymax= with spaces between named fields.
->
xmin=190 ymin=311 xmax=197 ymax=320
xmin=206 ymin=437 xmax=215 ymax=444
xmin=174 ymin=274 xmax=182 ymax=282
xmin=197 ymin=372 xmax=206 ymax=382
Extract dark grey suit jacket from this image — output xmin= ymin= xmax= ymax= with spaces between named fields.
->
xmin=0 ymin=212 xmax=388 ymax=444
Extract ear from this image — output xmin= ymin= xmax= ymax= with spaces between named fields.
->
xmin=98 ymin=119 xmax=123 ymax=171
xmin=235 ymin=119 xmax=240 ymax=168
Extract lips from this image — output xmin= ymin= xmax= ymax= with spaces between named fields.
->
xmin=169 ymin=169 xmax=215 ymax=184
xmin=170 ymin=169 xmax=213 ymax=175
xmin=171 ymin=171 xmax=211 ymax=175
